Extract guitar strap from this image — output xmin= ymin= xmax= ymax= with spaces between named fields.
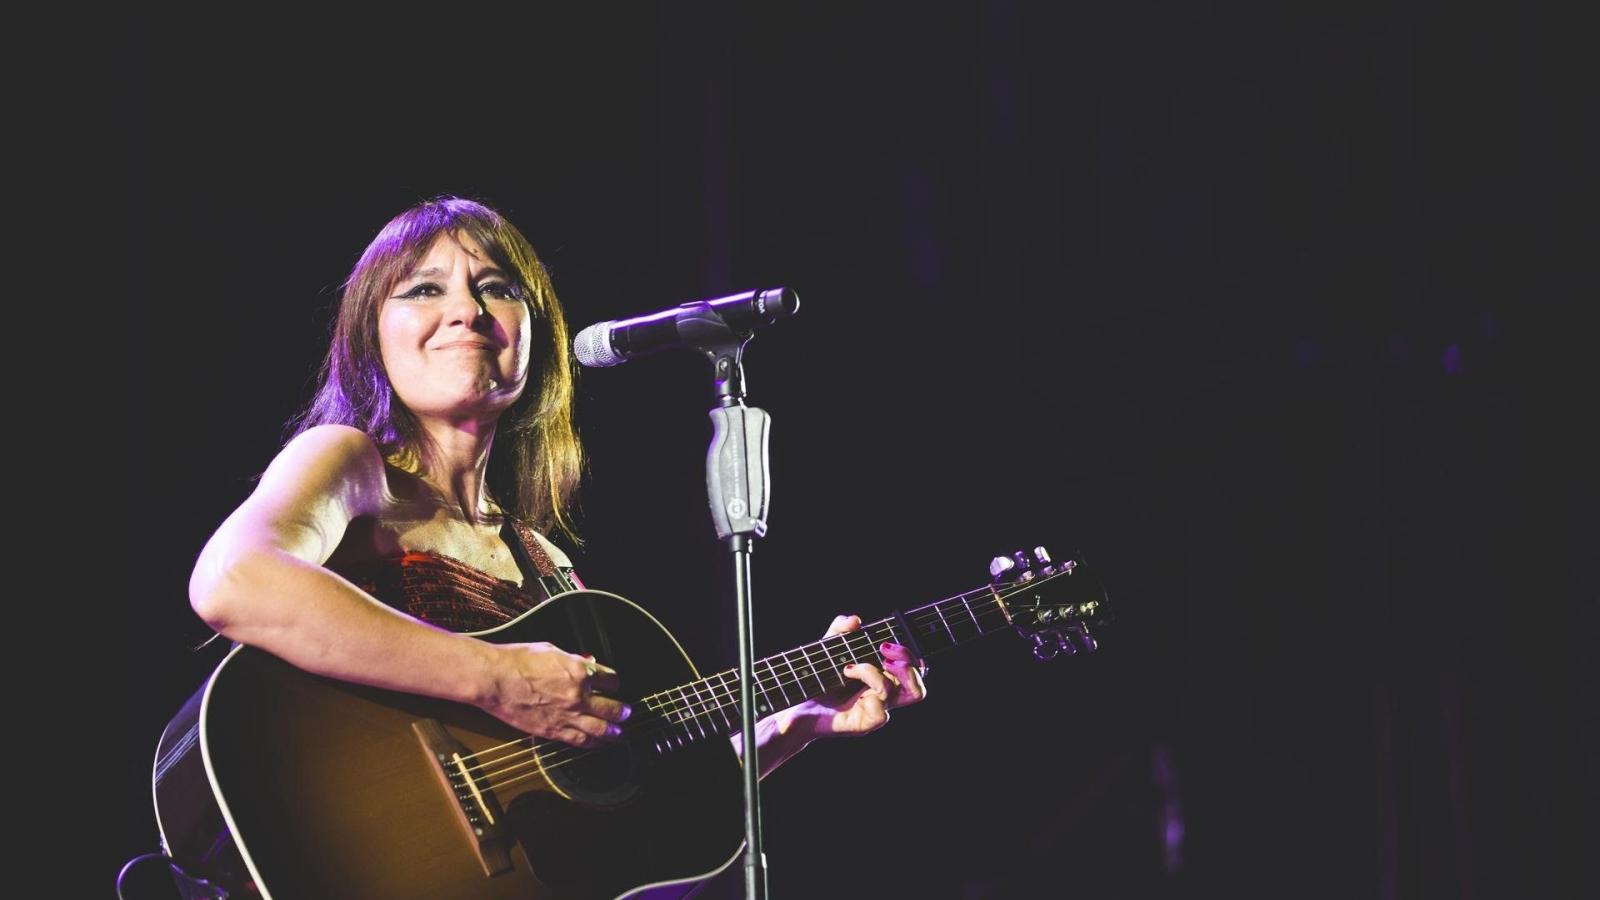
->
xmin=502 ymin=518 xmax=579 ymax=598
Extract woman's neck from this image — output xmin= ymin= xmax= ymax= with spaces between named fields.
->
xmin=410 ymin=416 xmax=500 ymax=524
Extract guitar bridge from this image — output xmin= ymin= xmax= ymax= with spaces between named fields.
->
xmin=412 ymin=719 xmax=513 ymax=877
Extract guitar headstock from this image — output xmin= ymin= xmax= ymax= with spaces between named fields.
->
xmin=990 ymin=547 xmax=1109 ymax=661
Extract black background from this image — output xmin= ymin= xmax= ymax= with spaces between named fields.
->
xmin=101 ymin=3 xmax=1592 ymax=898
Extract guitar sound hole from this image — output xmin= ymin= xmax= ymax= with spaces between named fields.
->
xmin=539 ymin=738 xmax=642 ymax=808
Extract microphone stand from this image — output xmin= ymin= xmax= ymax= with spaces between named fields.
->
xmin=690 ymin=305 xmax=773 ymax=900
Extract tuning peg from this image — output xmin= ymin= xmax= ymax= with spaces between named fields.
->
xmin=989 ymin=554 xmax=1016 ymax=582
xmin=1030 ymin=633 xmax=1059 ymax=661
xmin=1011 ymin=551 xmax=1038 ymax=581
xmin=990 ymin=551 xmax=1036 ymax=583
xmin=1034 ymin=546 xmax=1068 ymax=576
xmin=1031 ymin=630 xmax=1078 ymax=661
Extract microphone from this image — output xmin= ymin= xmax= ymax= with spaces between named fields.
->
xmin=572 ymin=287 xmax=799 ymax=368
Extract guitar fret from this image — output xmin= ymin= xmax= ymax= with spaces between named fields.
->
xmin=656 ymin=689 xmax=681 ymax=724
xmin=779 ymin=650 xmax=808 ymax=700
xmin=819 ymin=640 xmax=844 ymax=682
xmin=819 ymin=638 xmax=845 ymax=684
xmin=793 ymin=646 xmax=813 ymax=693
xmin=933 ymin=603 xmax=957 ymax=642
xmin=736 ymin=672 xmax=753 ymax=726
xmin=650 ymin=700 xmax=674 ymax=753
xmin=741 ymin=667 xmax=772 ymax=719
xmin=707 ymin=674 xmax=735 ymax=733
xmin=797 ymin=645 xmax=827 ymax=694
xmin=840 ymin=632 xmax=867 ymax=665
xmin=851 ymin=630 xmax=876 ymax=666
xmin=680 ymin=681 xmax=702 ymax=720
xmin=671 ymin=687 xmax=701 ymax=743
xmin=700 ymin=678 xmax=725 ymax=733
xmin=825 ymin=630 xmax=851 ymax=672
xmin=683 ymin=680 xmax=706 ymax=721
xmin=723 ymin=668 xmax=772 ymax=722
xmin=761 ymin=657 xmax=791 ymax=709
xmin=687 ymin=684 xmax=711 ymax=740
xmin=959 ymin=593 xmax=984 ymax=632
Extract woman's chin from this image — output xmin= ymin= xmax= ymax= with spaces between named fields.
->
xmin=408 ymin=388 xmax=515 ymax=422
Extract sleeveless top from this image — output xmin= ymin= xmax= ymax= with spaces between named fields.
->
xmin=332 ymin=518 xmax=584 ymax=632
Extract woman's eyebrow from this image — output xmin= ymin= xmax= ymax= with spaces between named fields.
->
xmin=398 ymin=266 xmax=510 ymax=283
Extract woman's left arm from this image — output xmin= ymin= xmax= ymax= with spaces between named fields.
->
xmin=731 ymin=614 xmax=928 ymax=779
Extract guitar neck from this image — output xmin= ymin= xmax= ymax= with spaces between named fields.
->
xmin=636 ymin=585 xmax=1010 ymax=746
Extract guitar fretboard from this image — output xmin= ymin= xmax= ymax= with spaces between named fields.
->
xmin=633 ymin=585 xmax=1012 ymax=755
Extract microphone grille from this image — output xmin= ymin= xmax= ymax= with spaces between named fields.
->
xmin=572 ymin=321 xmax=625 ymax=368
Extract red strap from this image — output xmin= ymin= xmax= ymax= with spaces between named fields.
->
xmin=507 ymin=518 xmax=558 ymax=577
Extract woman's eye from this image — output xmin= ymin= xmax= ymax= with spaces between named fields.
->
xmin=476 ymin=282 xmax=521 ymax=300
xmin=394 ymin=282 xmax=442 ymax=299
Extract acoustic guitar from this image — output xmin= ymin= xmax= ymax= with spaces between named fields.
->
xmin=152 ymin=548 xmax=1107 ymax=899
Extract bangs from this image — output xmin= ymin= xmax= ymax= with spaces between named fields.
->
xmin=351 ymin=200 xmax=525 ymax=300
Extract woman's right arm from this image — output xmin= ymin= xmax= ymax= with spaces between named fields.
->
xmin=188 ymin=424 xmax=628 ymax=746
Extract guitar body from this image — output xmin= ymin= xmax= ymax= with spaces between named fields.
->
xmin=153 ymin=590 xmax=745 ymax=900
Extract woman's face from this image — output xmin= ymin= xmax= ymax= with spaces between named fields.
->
xmin=378 ymin=230 xmax=532 ymax=425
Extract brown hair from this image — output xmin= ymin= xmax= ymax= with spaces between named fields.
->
xmin=291 ymin=196 xmax=582 ymax=540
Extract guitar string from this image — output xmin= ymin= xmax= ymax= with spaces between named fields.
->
xmin=441 ymin=573 xmax=1085 ymax=800
xmin=455 ymin=623 xmax=907 ymax=785
xmin=473 ymin=622 xmax=961 ymax=795
xmin=447 ymin=613 xmax=941 ymax=785
xmin=451 ymin=575 xmax=1063 ymax=782
xmin=467 ymin=623 xmax=923 ymax=786
xmin=448 ymin=606 xmax=938 ymax=772
xmin=451 ymin=588 xmax=1033 ymax=787
xmin=469 ymin=651 xmax=914 ymax=797
xmin=449 ymin=591 xmax=999 ymax=775
xmin=608 ymin=584 xmax=1012 ymax=722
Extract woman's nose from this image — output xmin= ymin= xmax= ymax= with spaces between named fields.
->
xmin=444 ymin=284 xmax=489 ymax=324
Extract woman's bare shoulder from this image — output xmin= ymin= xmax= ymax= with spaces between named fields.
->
xmin=255 ymin=425 xmax=390 ymax=515
xmin=278 ymin=423 xmax=382 ymax=459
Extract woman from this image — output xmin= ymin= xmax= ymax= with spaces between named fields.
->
xmin=189 ymin=195 xmax=925 ymax=784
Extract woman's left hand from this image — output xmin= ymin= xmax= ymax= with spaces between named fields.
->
xmin=790 ymin=614 xmax=928 ymax=739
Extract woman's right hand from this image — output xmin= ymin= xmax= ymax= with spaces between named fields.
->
xmin=478 ymin=642 xmax=632 ymax=747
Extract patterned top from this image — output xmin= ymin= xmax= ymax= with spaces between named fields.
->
xmin=333 ymin=519 xmax=582 ymax=633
